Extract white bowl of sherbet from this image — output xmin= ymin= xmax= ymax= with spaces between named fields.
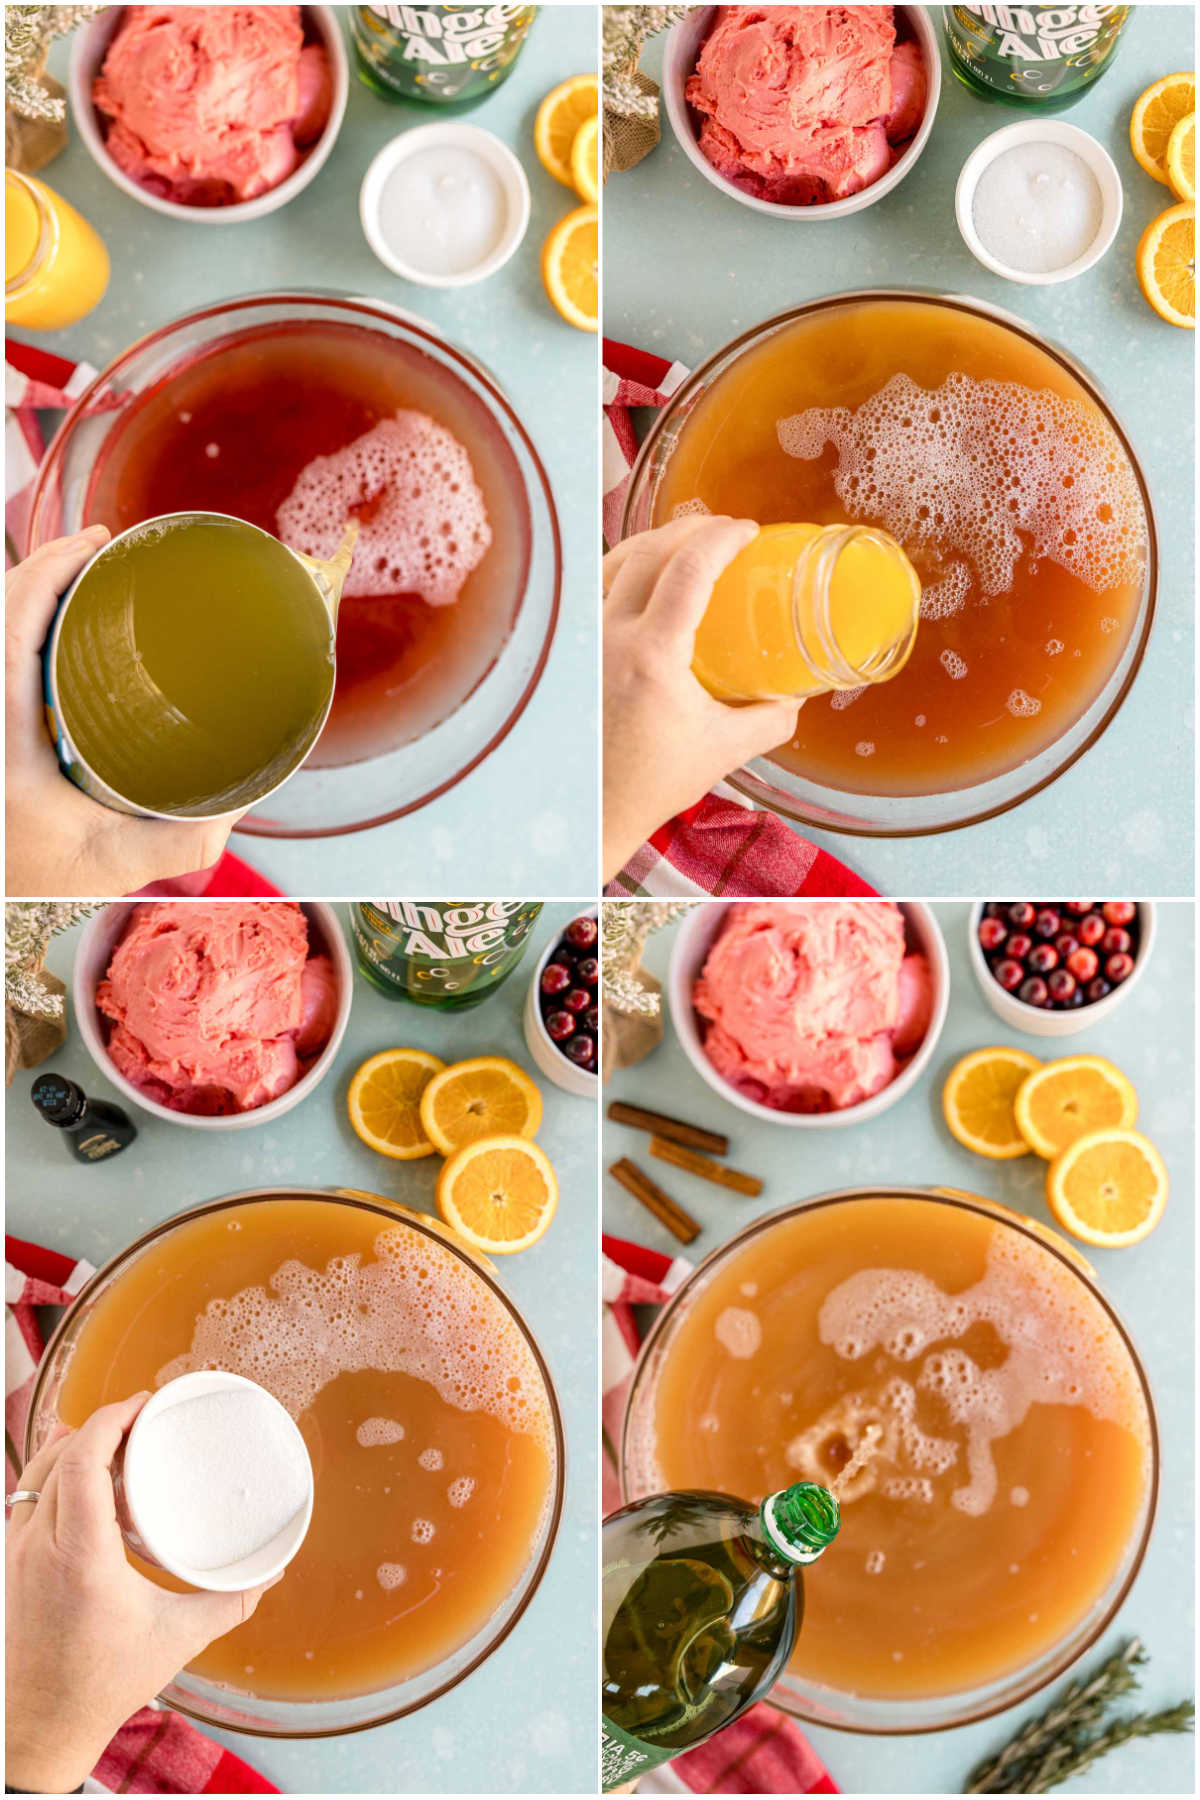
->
xmin=662 ymin=4 xmax=940 ymax=219
xmin=667 ymin=901 xmax=949 ymax=1128
xmin=69 ymin=5 xmax=347 ymax=223
xmin=74 ymin=901 xmax=352 ymax=1130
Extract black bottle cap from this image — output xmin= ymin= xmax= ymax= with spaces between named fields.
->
xmin=31 ymin=1073 xmax=86 ymax=1126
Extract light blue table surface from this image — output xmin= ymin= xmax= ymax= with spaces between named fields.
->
xmin=7 ymin=902 xmax=598 ymax=1793
xmin=606 ymin=8 xmax=1195 ymax=896
xmin=604 ymin=901 xmax=1195 ymax=1795
xmin=27 ymin=7 xmax=599 ymax=896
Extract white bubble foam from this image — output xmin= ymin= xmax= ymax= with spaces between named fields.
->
xmin=377 ymin=1562 xmax=407 ymax=1589
xmin=831 ymin=685 xmax=866 ymax=710
xmin=865 ymin=1549 xmax=886 ymax=1574
xmin=671 ymin=497 xmax=711 ymax=519
xmin=714 ymin=1306 xmax=761 ymax=1359
xmin=276 ymin=410 xmax=491 ymax=607
xmin=940 ymin=649 xmax=968 ymax=680
xmin=919 ymin=560 xmax=970 ymax=622
xmin=777 ymin=371 xmax=1145 ymax=599
xmin=411 ymin=1518 xmax=435 ymax=1544
xmin=418 ymin=1447 xmax=444 ymax=1471
xmin=447 ymin=1476 xmax=475 ymax=1508
xmin=357 ymin=1416 xmax=405 ymax=1447
xmin=1006 ymin=688 xmax=1042 ymax=717
xmin=1045 ymin=638 xmax=1064 ymax=656
xmin=855 ymin=740 xmax=876 ymax=757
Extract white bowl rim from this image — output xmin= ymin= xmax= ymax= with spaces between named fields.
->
xmin=527 ymin=912 xmax=598 ymax=1088
xmin=73 ymin=900 xmax=353 ymax=1129
xmin=662 ymin=4 xmax=941 ymax=221
xmin=966 ymin=899 xmax=1157 ymax=1032
xmin=667 ymin=901 xmax=950 ymax=1127
xmin=954 ymin=118 xmax=1124 ymax=287
xmin=68 ymin=4 xmax=349 ymax=224
xmin=358 ymin=122 xmax=532 ymax=289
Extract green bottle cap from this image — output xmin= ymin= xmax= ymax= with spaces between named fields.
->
xmin=760 ymin=1482 xmax=841 ymax=1565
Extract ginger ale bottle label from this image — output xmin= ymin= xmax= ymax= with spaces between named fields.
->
xmin=601 ymin=1718 xmax=677 ymax=1790
xmin=944 ymin=5 xmax=1131 ymax=106
xmin=352 ymin=901 xmax=542 ymax=1009
xmin=351 ymin=5 xmax=537 ymax=106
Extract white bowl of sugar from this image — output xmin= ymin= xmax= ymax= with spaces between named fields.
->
xmin=955 ymin=120 xmax=1122 ymax=286
xmin=117 ymin=1371 xmax=313 ymax=1592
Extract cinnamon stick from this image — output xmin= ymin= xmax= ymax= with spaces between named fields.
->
xmin=609 ymin=1158 xmax=701 ymax=1245
xmin=649 ymin=1136 xmax=763 ymax=1197
xmin=607 ymin=1101 xmax=729 ymax=1156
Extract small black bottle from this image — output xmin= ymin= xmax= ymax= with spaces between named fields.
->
xmin=31 ymin=1073 xmax=137 ymax=1163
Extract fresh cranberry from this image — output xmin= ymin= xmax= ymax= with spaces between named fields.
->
xmin=577 ymin=956 xmax=600 ymax=986
xmin=1047 ymin=968 xmax=1076 ymax=1002
xmin=978 ymin=917 xmax=1008 ymax=952
xmin=1018 ymin=976 xmax=1049 ymax=1007
xmin=1106 ymin=952 xmax=1135 ymax=983
xmin=1064 ymin=901 xmax=1095 ymax=915
xmin=564 ymin=987 xmax=591 ymax=1014
xmin=1054 ymin=931 xmax=1081 ymax=960
xmin=1034 ymin=908 xmax=1060 ymax=939
xmin=585 ymin=1006 xmax=600 ymax=1035
xmin=565 ymin=916 xmax=598 ymax=950
xmin=544 ymin=1009 xmax=575 ymax=1042
xmin=1028 ymin=943 xmax=1058 ymax=974
xmin=553 ymin=938 xmax=579 ymax=963
xmin=983 ymin=902 xmax=1008 ymax=919
xmin=541 ymin=962 xmax=571 ymax=996
xmin=1077 ymin=913 xmax=1106 ymax=947
xmin=1007 ymin=902 xmax=1036 ymax=928
xmin=564 ymin=1033 xmax=596 ymax=1067
xmin=1005 ymin=933 xmax=1033 ymax=962
xmin=1086 ymin=977 xmax=1112 ymax=1004
xmin=1101 ymin=927 xmax=1132 ymax=957
xmin=1066 ymin=947 xmax=1099 ymax=981
xmin=1102 ymin=901 xmax=1137 ymax=926
xmin=993 ymin=959 xmax=1025 ymax=992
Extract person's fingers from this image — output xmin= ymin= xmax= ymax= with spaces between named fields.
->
xmin=161 ymin=1573 xmax=283 ymax=1657
xmin=603 ymin=515 xmax=719 ymax=615
xmin=5 ymin=527 xmax=110 ymax=754
xmin=643 ymin=518 xmax=759 ymax=645
xmin=47 ymin=1392 xmax=149 ymax=1555
xmin=112 ymin=814 xmax=237 ymax=888
xmin=6 ymin=1425 xmax=72 ymax=1535
xmin=718 ymin=695 xmax=801 ymax=768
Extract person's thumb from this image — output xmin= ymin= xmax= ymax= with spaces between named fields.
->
xmin=160 ymin=1575 xmax=280 ymax=1659
xmin=721 ymin=696 xmax=800 ymax=767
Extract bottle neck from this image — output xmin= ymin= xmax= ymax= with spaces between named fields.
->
xmin=791 ymin=524 xmax=920 ymax=692
xmin=759 ymin=1482 xmax=840 ymax=1566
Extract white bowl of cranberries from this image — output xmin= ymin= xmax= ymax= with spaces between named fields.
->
xmin=523 ymin=913 xmax=599 ymax=1097
xmin=968 ymin=901 xmax=1155 ymax=1037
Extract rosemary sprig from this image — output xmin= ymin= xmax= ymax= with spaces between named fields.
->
xmin=966 ymin=1639 xmax=1193 ymax=1794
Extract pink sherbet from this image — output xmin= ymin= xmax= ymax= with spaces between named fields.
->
xmin=97 ymin=902 xmax=333 ymax=1115
xmin=894 ymin=952 xmax=934 ymax=1057
xmin=685 ymin=6 xmax=925 ymax=206
xmin=693 ymin=901 xmax=911 ymax=1112
xmin=93 ymin=7 xmax=330 ymax=206
xmin=296 ymin=954 xmax=338 ymax=1059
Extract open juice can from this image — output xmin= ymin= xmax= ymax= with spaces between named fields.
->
xmin=45 ymin=511 xmax=355 ymax=820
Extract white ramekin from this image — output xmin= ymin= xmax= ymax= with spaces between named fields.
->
xmin=967 ymin=901 xmax=1156 ymax=1039
xmin=955 ymin=120 xmax=1123 ymax=286
xmin=359 ymin=123 xmax=531 ymax=288
xmin=69 ymin=6 xmax=348 ymax=224
xmin=667 ymin=902 xmax=949 ymax=1128
xmin=73 ymin=900 xmax=353 ymax=1130
xmin=523 ymin=917 xmax=597 ymax=1100
xmin=662 ymin=5 xmax=940 ymax=221
xmin=119 ymin=1372 xmax=313 ymax=1591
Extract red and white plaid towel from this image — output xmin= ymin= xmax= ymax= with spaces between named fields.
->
xmin=602 ymin=1235 xmax=838 ymax=1796
xmin=5 ymin=340 xmax=281 ymax=900
xmin=5 ymin=1235 xmax=279 ymax=1795
xmin=602 ymin=340 xmax=874 ymax=902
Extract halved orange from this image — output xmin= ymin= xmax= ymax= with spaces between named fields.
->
xmin=1013 ymin=1056 xmax=1138 ymax=1160
xmin=942 ymin=1047 xmax=1042 ymax=1159
xmin=419 ymin=1055 xmax=543 ymax=1156
xmin=534 ymin=74 xmax=598 ymax=188
xmin=1137 ymin=200 xmax=1195 ymax=328
xmin=1130 ymin=73 xmax=1195 ymax=184
xmin=436 ymin=1135 xmax=558 ymax=1254
xmin=1046 ymin=1129 xmax=1168 ymax=1248
xmin=570 ymin=112 xmax=599 ymax=203
xmin=1167 ymin=110 xmax=1196 ymax=201
xmin=347 ymin=1048 xmax=445 ymax=1159
xmin=542 ymin=203 xmax=598 ymax=331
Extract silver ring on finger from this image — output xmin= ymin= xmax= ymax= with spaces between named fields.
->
xmin=5 ymin=1489 xmax=41 ymax=1513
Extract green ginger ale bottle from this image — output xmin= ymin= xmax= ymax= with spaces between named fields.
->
xmin=351 ymin=5 xmax=537 ymax=108
xmin=944 ymin=5 xmax=1132 ymax=108
xmin=352 ymin=901 xmax=542 ymax=1009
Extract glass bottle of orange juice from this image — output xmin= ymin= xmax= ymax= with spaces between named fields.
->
xmin=5 ymin=170 xmax=110 ymax=331
xmin=692 ymin=521 xmax=921 ymax=703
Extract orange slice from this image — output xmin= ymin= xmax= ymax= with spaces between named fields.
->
xmin=534 ymin=74 xmax=598 ymax=188
xmin=570 ymin=113 xmax=599 ymax=203
xmin=942 ymin=1047 xmax=1042 ymax=1159
xmin=1046 ymin=1129 xmax=1168 ymax=1248
xmin=542 ymin=203 xmax=598 ymax=332
xmin=1166 ymin=110 xmax=1196 ymax=201
xmin=1137 ymin=200 xmax=1195 ymax=327
xmin=436 ymin=1134 xmax=559 ymax=1254
xmin=419 ymin=1055 xmax=543 ymax=1156
xmin=1013 ymin=1056 xmax=1138 ymax=1160
xmin=347 ymin=1048 xmax=445 ymax=1159
xmin=1130 ymin=73 xmax=1195 ymax=184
